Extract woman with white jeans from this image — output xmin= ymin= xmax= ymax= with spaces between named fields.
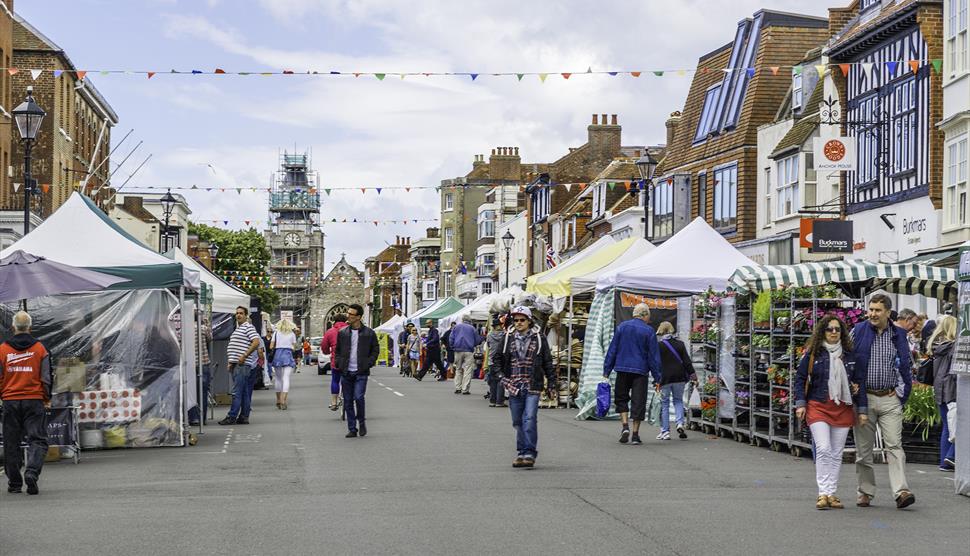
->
xmin=794 ymin=315 xmax=867 ymax=510
xmin=270 ymin=320 xmax=298 ymax=409
xmin=655 ymin=322 xmax=696 ymax=441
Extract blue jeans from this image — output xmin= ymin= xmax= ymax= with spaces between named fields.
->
xmin=940 ymin=403 xmax=956 ymax=467
xmin=188 ymin=364 xmax=211 ymax=424
xmin=228 ymin=364 xmax=254 ymax=419
xmin=341 ymin=373 xmax=368 ymax=432
xmin=660 ymin=382 xmax=686 ymax=433
xmin=509 ymin=390 xmax=540 ymax=459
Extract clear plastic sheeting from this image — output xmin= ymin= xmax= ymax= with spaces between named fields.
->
xmin=1 ymin=290 xmax=184 ymax=448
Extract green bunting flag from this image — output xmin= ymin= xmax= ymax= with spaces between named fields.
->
xmin=653 ymin=71 xmax=664 ymax=77
xmin=375 ymin=73 xmax=386 ymax=80
xmin=516 ymin=74 xmax=524 ymax=81
xmin=931 ymin=59 xmax=942 ymax=73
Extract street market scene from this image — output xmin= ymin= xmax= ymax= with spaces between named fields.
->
xmin=0 ymin=0 xmax=969 ymax=554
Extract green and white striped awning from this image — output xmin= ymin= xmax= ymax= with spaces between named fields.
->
xmin=728 ymin=260 xmax=957 ymax=301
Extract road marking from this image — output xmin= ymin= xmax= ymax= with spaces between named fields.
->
xmin=394 ymin=391 xmax=404 ymax=397
xmin=376 ymin=382 xmax=385 ymax=386
xmin=384 ymin=386 xmax=394 ymax=391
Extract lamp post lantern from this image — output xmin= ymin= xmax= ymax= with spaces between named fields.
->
xmin=207 ymin=242 xmax=220 ymax=270
xmin=12 ymin=87 xmax=46 ymax=237
xmin=636 ymin=151 xmax=659 ymax=241
xmin=501 ymin=229 xmax=514 ymax=289
xmin=159 ymin=189 xmax=178 ymax=252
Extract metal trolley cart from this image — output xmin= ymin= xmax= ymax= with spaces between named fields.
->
xmin=0 ymin=404 xmax=80 ymax=465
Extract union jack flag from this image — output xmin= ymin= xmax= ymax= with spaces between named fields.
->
xmin=545 ymin=246 xmax=558 ymax=269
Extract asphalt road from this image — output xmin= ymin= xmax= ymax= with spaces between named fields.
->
xmin=2 ymin=365 xmax=968 ymax=555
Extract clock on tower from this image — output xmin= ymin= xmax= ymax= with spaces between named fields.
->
xmin=284 ymin=232 xmax=301 ymax=247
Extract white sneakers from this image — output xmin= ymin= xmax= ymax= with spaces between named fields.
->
xmin=656 ymin=431 xmax=671 ymax=440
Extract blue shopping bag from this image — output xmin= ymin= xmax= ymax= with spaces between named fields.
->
xmin=596 ymin=381 xmax=611 ymax=418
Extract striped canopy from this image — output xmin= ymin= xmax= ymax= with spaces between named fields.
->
xmin=728 ymin=260 xmax=957 ymax=301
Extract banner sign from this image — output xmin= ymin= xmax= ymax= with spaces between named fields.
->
xmin=811 ymin=219 xmax=854 ymax=253
xmin=0 ymin=407 xmax=76 ymax=449
xmin=614 ymin=291 xmax=678 ymax=329
xmin=814 ymin=137 xmax=856 ymax=171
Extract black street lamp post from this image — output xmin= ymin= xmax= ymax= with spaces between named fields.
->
xmin=159 ymin=189 xmax=178 ymax=252
xmin=12 ymin=87 xmax=46 ymax=237
xmin=207 ymin=242 xmax=220 ymax=269
xmin=501 ymin=230 xmax=514 ymax=289
xmin=636 ymin=151 xmax=658 ymax=241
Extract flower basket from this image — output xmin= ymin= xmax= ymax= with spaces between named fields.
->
xmin=767 ymin=365 xmax=789 ymax=385
xmin=770 ymin=389 xmax=790 ymax=412
xmin=702 ymin=374 xmax=718 ymax=395
xmin=735 ymin=389 xmax=750 ymax=407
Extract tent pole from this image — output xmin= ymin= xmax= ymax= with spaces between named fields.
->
xmin=196 ymin=297 xmax=205 ymax=436
xmin=178 ymin=286 xmax=186 ymax=446
xmin=566 ymin=293 xmax=574 ymax=409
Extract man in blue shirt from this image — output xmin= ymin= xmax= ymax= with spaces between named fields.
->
xmin=450 ymin=316 xmax=484 ymax=395
xmin=604 ymin=303 xmax=662 ymax=445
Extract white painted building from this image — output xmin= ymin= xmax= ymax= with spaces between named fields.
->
xmin=495 ymin=211 xmax=527 ymax=290
xmin=111 ymin=192 xmax=191 ymax=253
xmin=941 ymin=0 xmax=970 ymax=247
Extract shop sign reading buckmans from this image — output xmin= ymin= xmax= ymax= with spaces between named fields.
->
xmin=810 ymin=219 xmax=853 ymax=253
xmin=814 ymin=137 xmax=856 ymax=171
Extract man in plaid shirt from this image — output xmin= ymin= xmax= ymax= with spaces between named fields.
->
xmin=851 ymin=293 xmax=915 ymax=509
xmin=495 ymin=306 xmax=557 ymax=469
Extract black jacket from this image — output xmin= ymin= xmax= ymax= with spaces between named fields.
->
xmin=658 ymin=336 xmax=695 ymax=385
xmin=495 ymin=328 xmax=556 ymax=393
xmin=335 ymin=325 xmax=380 ymax=375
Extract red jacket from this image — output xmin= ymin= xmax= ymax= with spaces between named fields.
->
xmin=0 ymin=334 xmax=52 ymax=401
xmin=320 ymin=322 xmax=348 ymax=371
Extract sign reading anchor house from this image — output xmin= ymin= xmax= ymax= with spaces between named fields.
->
xmin=814 ymin=136 xmax=856 ymax=171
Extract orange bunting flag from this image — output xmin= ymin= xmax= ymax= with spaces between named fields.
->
xmin=579 ymin=183 xmax=588 ymax=191
xmin=839 ymin=64 xmax=850 ymax=77
xmin=76 ymin=71 xmax=87 ymax=79
xmin=41 ymin=184 xmax=51 ymax=194
xmin=769 ymin=67 xmax=780 ymax=76
xmin=561 ymin=73 xmax=571 ymax=79
xmin=214 ymin=68 xmax=226 ymax=74
xmin=147 ymin=72 xmax=156 ymax=79
xmin=7 ymin=68 xmax=17 ymax=76
xmin=360 ymin=188 xmax=366 ymax=193
xmin=908 ymin=60 xmax=920 ymax=73
xmin=630 ymin=71 xmax=641 ymax=77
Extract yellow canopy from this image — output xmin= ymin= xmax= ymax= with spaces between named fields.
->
xmin=526 ymin=237 xmax=645 ymax=298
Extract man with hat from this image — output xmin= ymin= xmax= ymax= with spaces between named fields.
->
xmin=495 ymin=306 xmax=557 ymax=468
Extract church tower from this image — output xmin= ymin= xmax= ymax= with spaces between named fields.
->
xmin=265 ymin=150 xmax=325 ymax=331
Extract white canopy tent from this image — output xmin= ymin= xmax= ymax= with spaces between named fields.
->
xmin=439 ymin=293 xmax=498 ymax=329
xmin=570 ymin=238 xmax=655 ymax=296
xmin=596 ymin=217 xmax=756 ymax=294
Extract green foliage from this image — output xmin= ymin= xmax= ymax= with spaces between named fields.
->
xmin=189 ymin=222 xmax=280 ymax=313
xmin=753 ymin=292 xmax=771 ymax=324
xmin=903 ymin=384 xmax=941 ymax=441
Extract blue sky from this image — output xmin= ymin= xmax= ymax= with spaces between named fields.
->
xmin=18 ymin=0 xmax=830 ymax=272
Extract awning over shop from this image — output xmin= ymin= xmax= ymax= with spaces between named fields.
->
xmin=897 ymin=247 xmax=961 ymax=269
xmin=528 ymin=237 xmax=653 ymax=298
xmin=1 ymin=193 xmax=199 ymax=290
xmin=414 ymin=297 xmax=464 ymax=325
xmin=728 ymin=260 xmax=958 ymax=301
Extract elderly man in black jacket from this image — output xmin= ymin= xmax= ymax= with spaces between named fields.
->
xmin=335 ymin=303 xmax=380 ymax=438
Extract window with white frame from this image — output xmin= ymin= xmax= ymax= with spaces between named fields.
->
xmin=443 ymin=272 xmax=453 ymax=297
xmin=531 ymin=187 xmax=551 ymax=222
xmin=697 ymin=172 xmax=707 ymax=221
xmin=423 ymin=280 xmax=436 ymax=301
xmin=652 ymin=179 xmax=674 ymax=239
xmin=477 ymin=253 xmax=496 ymax=276
xmin=444 ymin=227 xmax=454 ymax=251
xmin=592 ymin=182 xmax=608 ymax=217
xmin=792 ymin=72 xmax=803 ymax=111
xmin=478 ymin=209 xmax=496 ymax=239
xmin=713 ymin=164 xmax=738 ymax=230
xmin=948 ymin=0 xmax=969 ymax=76
xmin=776 ymin=155 xmax=799 ymax=218
xmin=694 ymin=84 xmax=722 ymax=142
xmin=481 ymin=281 xmax=493 ymax=295
xmin=945 ymin=136 xmax=968 ymax=227
xmin=763 ymin=167 xmax=772 ymax=226
xmin=891 ymin=78 xmax=917 ymax=175
xmin=444 ymin=192 xmax=454 ymax=211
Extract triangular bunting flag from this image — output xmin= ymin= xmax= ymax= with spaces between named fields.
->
xmin=405 ymin=187 xmax=411 ymax=192
xmin=244 ymin=220 xmax=250 ymax=225
xmin=360 ymin=188 xmax=366 ymax=193
xmin=147 ymin=72 xmax=156 ymax=79
xmin=769 ymin=67 xmax=779 ymax=76
xmin=676 ymin=69 xmax=686 ymax=76
xmin=608 ymin=72 xmax=618 ymax=76
xmin=538 ymin=73 xmax=548 ymax=82
xmin=792 ymin=66 xmax=802 ymax=76
xmin=630 ymin=71 xmax=641 ymax=77
xmin=908 ymin=60 xmax=920 ymax=73
xmin=722 ymin=68 xmax=733 ymax=74
xmin=6 ymin=68 xmax=17 ymax=76
xmin=373 ymin=221 xmax=378 ymax=227
xmin=353 ymin=73 xmax=361 ymax=77
xmin=76 ymin=70 xmax=87 ymax=79
xmin=470 ymin=74 xmax=478 ymax=80
xmin=839 ymin=63 xmax=850 ymax=77
xmin=30 ymin=69 xmax=42 ymax=80
xmin=223 ymin=220 xmax=229 ymax=226
xmin=516 ymin=74 xmax=524 ymax=81
xmin=579 ymin=183 xmax=588 ymax=190
xmin=12 ymin=182 xmax=20 ymax=192
xmin=931 ymin=59 xmax=942 ymax=73
xmin=375 ymin=73 xmax=386 ymax=80
xmin=746 ymin=68 xmax=755 ymax=78
xmin=814 ymin=65 xmax=826 ymax=77
xmin=324 ymin=188 xmax=331 ymax=195
xmin=653 ymin=71 xmax=664 ymax=77
xmin=608 ymin=182 xmax=616 ymax=191
xmin=191 ymin=70 xmax=202 ymax=74
xmin=885 ymin=61 xmax=898 ymax=74
xmin=561 ymin=73 xmax=571 ymax=79
xmin=214 ymin=68 xmax=226 ymax=74
xmin=237 ymin=189 xmax=242 ymax=195
xmin=282 ymin=70 xmax=294 ymax=74
xmin=53 ymin=70 xmax=63 ymax=78
xmin=862 ymin=62 xmax=874 ymax=74
xmin=564 ymin=183 xmax=572 ymax=192
xmin=376 ymin=188 xmax=382 ymax=194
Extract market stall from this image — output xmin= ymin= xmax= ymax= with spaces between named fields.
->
xmin=439 ymin=293 xmax=498 ymax=329
xmin=375 ymin=314 xmax=406 ymax=366
xmin=727 ymin=259 xmax=958 ymax=457
xmin=0 ymin=193 xmax=200 ymax=449
xmin=576 ymin=217 xmax=755 ymax=420
xmin=409 ymin=297 xmax=464 ymax=328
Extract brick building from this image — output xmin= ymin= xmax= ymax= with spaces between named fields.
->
xmin=8 ymin=13 xmax=118 ymax=219
xmin=652 ymin=10 xmax=830 ymax=249
xmin=0 ymin=0 xmax=14 ymax=221
xmin=364 ymin=236 xmax=411 ymax=327
xmin=526 ymin=114 xmax=629 ymax=274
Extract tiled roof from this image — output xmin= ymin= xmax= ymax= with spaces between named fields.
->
xmin=828 ymin=0 xmax=920 ymax=57
xmin=770 ymin=114 xmax=820 ymax=159
xmin=592 ymin=159 xmax=639 ymax=182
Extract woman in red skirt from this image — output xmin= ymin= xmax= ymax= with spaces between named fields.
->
xmin=794 ymin=315 xmax=868 ymax=510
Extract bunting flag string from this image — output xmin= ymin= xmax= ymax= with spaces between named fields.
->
xmin=0 ymin=59 xmax=944 ymax=81
xmin=135 ymin=179 xmax=645 ymax=194
xmin=191 ymin=217 xmax=440 ymax=226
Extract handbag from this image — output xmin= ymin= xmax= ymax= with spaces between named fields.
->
xmin=647 ymin=390 xmax=662 ymax=425
xmin=596 ymin=381 xmax=612 ymax=418
xmin=915 ymin=356 xmax=934 ymax=385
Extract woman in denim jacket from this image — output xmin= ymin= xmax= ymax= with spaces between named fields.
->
xmin=794 ymin=315 xmax=868 ymax=510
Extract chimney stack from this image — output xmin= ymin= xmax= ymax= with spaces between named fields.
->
xmin=592 ymin=114 xmax=599 ymax=125
xmin=665 ymin=111 xmax=682 ymax=149
xmin=611 ymin=114 xmax=617 ymax=125
xmin=588 ymin=112 xmax=621 ymax=156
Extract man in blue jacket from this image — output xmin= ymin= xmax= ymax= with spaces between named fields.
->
xmin=604 ymin=303 xmax=662 ymax=445
xmin=851 ymin=293 xmax=915 ymax=509
xmin=450 ymin=316 xmax=483 ymax=395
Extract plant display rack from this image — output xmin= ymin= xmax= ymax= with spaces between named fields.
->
xmin=746 ymin=285 xmax=864 ymax=457
xmin=731 ymin=294 xmax=752 ymax=442
xmin=687 ymin=293 xmax=720 ymax=434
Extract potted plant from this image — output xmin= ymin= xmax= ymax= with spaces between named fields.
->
xmin=753 ymin=292 xmax=771 ymax=329
xmin=903 ymin=383 xmax=941 ymax=441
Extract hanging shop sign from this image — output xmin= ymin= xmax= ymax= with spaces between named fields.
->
xmin=814 ymin=136 xmax=856 ymax=171
xmin=810 ymin=219 xmax=854 ymax=253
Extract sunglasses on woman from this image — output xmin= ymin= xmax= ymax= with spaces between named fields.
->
xmin=825 ymin=326 xmax=841 ymax=333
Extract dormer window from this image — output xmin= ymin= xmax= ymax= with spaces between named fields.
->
xmin=861 ymin=0 xmax=881 ymax=13
xmin=694 ymin=84 xmax=722 ymax=142
xmin=792 ymin=72 xmax=803 ymax=112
